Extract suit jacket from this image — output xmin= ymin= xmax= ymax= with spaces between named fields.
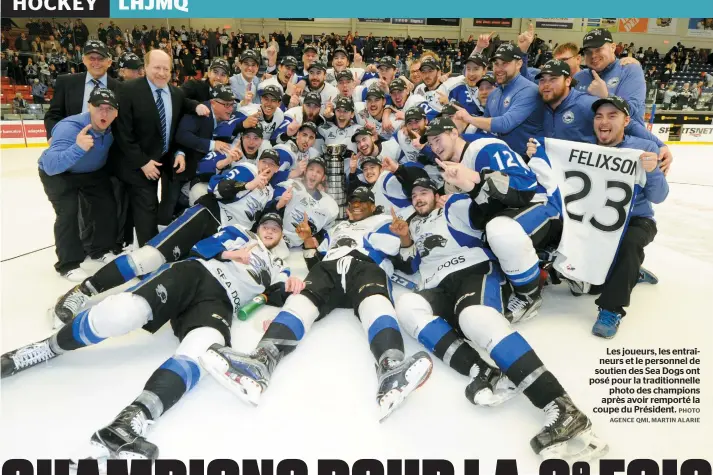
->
xmin=44 ymin=72 xmax=119 ymax=139
xmin=181 ymin=78 xmax=212 ymax=102
xmin=111 ymin=77 xmax=200 ymax=185
xmin=175 ymin=101 xmax=215 ymax=178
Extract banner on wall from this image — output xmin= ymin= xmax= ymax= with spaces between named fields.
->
xmin=0 ymin=121 xmax=25 ymax=148
xmin=649 ymin=123 xmax=671 ymax=142
xmin=618 ymin=18 xmax=649 ymax=33
xmin=425 ymin=18 xmax=460 ymax=26
xmin=473 ymin=18 xmax=513 ymax=27
xmin=585 ymin=18 xmax=618 ymax=32
xmin=22 ymin=121 xmax=48 ymax=147
xmin=647 ymin=18 xmax=678 ymax=34
xmin=278 ymin=18 xmax=314 ymax=21
xmin=357 ymin=18 xmax=391 ymax=23
xmin=680 ymin=125 xmax=713 ymax=142
xmin=535 ymin=18 xmax=576 ymax=29
xmin=687 ymin=18 xmax=713 ymax=37
xmin=392 ymin=18 xmax=426 ymax=25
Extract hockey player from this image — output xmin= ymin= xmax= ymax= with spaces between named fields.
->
xmin=117 ymin=52 xmax=144 ymax=81
xmin=229 ymin=49 xmax=262 ymax=105
xmin=349 ymin=126 xmax=401 ymax=186
xmin=361 ymin=56 xmax=399 ymax=93
xmin=319 ymin=96 xmax=361 ymax=154
xmin=2 ymin=214 xmax=303 ymax=459
xmin=303 ymin=62 xmax=339 ymax=107
xmin=356 ymin=88 xmax=401 ymax=141
xmin=275 ymin=92 xmax=325 ymax=144
xmin=182 ymin=58 xmax=230 ymax=102
xmin=269 ymin=156 xmax=338 ymax=248
xmin=326 ymin=46 xmax=366 ymax=86
xmin=391 ymin=108 xmax=442 ymax=188
xmin=199 ymin=187 xmax=433 ymax=421
xmin=50 ymin=150 xmax=282 ymax=327
xmin=235 ymin=84 xmax=286 ymax=143
xmin=527 ymin=97 xmax=669 ymax=338
xmin=413 ymin=56 xmax=448 ymax=118
xmin=422 ymin=117 xmax=560 ymax=323
xmin=443 ymin=53 xmax=489 ymax=116
xmin=391 ymin=177 xmax=608 ymax=461
xmin=334 ymin=70 xmax=365 ymax=103
xmin=272 ymin=122 xmax=320 ymax=182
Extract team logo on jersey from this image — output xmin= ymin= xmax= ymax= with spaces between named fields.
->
xmin=244 ymin=196 xmax=262 ymax=222
xmin=503 ymin=96 xmax=511 ymax=108
xmin=563 ymin=111 xmax=575 ymax=124
xmin=607 ymin=77 xmax=620 ymax=88
xmin=172 ymin=246 xmax=181 ymax=260
xmin=246 ymin=253 xmax=272 ymax=288
xmin=335 ymin=236 xmax=358 ymax=249
xmin=415 ymin=233 xmax=448 ymax=258
xmin=156 ymin=284 xmax=168 ymax=304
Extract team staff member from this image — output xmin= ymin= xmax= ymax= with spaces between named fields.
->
xmin=229 ymin=50 xmax=262 ymax=105
xmin=461 ymin=43 xmax=544 ymax=158
xmin=45 ymin=40 xmax=118 ymax=141
xmin=182 ymin=58 xmax=230 ymax=102
xmin=552 ymin=43 xmax=582 ymax=76
xmin=573 ymin=29 xmax=673 ymax=174
xmin=39 ymin=89 xmax=119 ymax=281
xmin=117 ymin=52 xmax=144 ymax=81
xmin=112 ymin=49 xmax=210 ymax=246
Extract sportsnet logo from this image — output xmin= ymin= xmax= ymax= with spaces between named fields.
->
xmin=681 ymin=126 xmax=713 ymax=142
xmin=118 ymin=0 xmax=188 ymax=11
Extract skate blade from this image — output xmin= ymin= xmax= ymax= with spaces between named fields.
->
xmin=539 ymin=428 xmax=610 ymax=463
xmin=512 ymin=301 xmax=542 ymax=324
xmin=199 ymin=349 xmax=262 ymax=406
xmin=472 ymin=384 xmax=521 ymax=407
xmin=378 ymin=355 xmax=433 ymax=423
xmin=48 ymin=307 xmax=65 ymax=330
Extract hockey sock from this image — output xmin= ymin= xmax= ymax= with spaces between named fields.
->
xmin=417 ymin=317 xmax=489 ymax=377
xmin=88 ymin=255 xmax=137 ymax=293
xmin=260 ymin=310 xmax=305 ymax=357
xmin=359 ymin=295 xmax=404 ymax=363
xmin=55 ymin=309 xmax=106 ymax=351
xmin=509 ymin=262 xmax=541 ymax=297
xmin=490 ymin=332 xmax=564 ymax=409
xmin=135 ymin=355 xmax=202 ymax=420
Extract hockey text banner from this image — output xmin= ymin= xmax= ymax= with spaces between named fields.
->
xmin=529 ymin=138 xmax=646 ymax=286
xmin=1 ymin=458 xmax=712 ymax=475
xmin=0 ymin=121 xmax=26 ymax=148
xmin=650 ymin=124 xmax=671 ymax=142
xmin=473 ymin=18 xmax=513 ymax=27
xmin=535 ymin=18 xmax=578 ymax=30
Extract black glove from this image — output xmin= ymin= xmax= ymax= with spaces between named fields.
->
xmin=214 ymin=179 xmax=247 ymax=200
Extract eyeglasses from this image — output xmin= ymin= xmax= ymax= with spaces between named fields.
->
xmin=214 ymin=101 xmax=234 ymax=108
xmin=557 ymin=56 xmax=574 ymax=61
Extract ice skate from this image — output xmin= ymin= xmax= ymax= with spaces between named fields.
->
xmin=1 ymin=338 xmax=60 ymax=378
xmin=376 ymin=351 xmax=433 ymax=422
xmin=505 ymin=292 xmax=542 ymax=323
xmin=530 ymin=395 xmax=609 ymax=462
xmin=465 ymin=366 xmax=520 ymax=407
xmin=564 ymin=278 xmax=591 ymax=297
xmin=199 ymin=343 xmax=278 ymax=406
xmin=50 ymin=282 xmax=92 ymax=329
xmin=638 ymin=266 xmax=658 ymax=285
xmin=88 ymin=405 xmax=158 ymax=460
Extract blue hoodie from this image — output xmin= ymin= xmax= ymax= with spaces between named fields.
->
xmin=616 ymin=136 xmax=668 ymax=220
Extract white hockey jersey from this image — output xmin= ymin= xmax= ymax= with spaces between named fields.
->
xmin=326 ymin=67 xmax=366 ymax=86
xmin=208 ymin=162 xmax=275 ymax=228
xmin=316 ymin=213 xmax=401 ymax=275
xmin=528 ymin=138 xmax=647 ymax=285
xmin=400 ymin=195 xmax=495 ymax=289
xmin=305 ymin=83 xmax=339 ymax=110
xmin=354 ymin=103 xmax=402 ymax=141
xmin=193 ymin=225 xmax=290 ymax=312
xmin=393 ymin=129 xmax=444 ymax=189
xmin=413 ymin=82 xmax=449 ymax=117
xmin=273 ymin=179 xmax=339 ymax=248
xmin=236 ymin=103 xmax=285 ymax=143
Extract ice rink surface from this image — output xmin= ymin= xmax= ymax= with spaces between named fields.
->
xmin=1 ymin=145 xmax=711 ymax=472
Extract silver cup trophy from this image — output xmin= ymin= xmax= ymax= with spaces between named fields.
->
xmin=325 ymin=144 xmax=348 ymax=219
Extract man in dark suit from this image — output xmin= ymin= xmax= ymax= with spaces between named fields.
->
xmin=181 ymin=58 xmax=230 ymax=102
xmin=112 ymin=49 xmax=210 ymax=246
xmin=45 ymin=40 xmax=118 ymax=140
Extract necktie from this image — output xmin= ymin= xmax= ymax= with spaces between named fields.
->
xmin=90 ymin=78 xmax=101 ymax=92
xmin=156 ymin=89 xmax=168 ymax=154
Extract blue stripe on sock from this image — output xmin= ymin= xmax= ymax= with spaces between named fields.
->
xmin=367 ymin=315 xmax=400 ymax=343
xmin=114 ymin=255 xmax=137 ymax=282
xmin=147 ymin=205 xmax=203 ymax=248
xmin=160 ymin=355 xmax=201 ymax=392
xmin=484 ymin=267 xmax=504 ymax=314
xmin=272 ymin=311 xmax=305 ymax=340
xmin=490 ymin=332 xmax=532 ymax=372
xmin=71 ymin=310 xmax=105 ymax=347
xmin=417 ymin=317 xmax=451 ymax=352
xmin=507 ymin=262 xmax=540 ymax=286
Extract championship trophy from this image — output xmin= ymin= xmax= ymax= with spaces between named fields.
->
xmin=325 ymin=144 xmax=347 ymax=219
